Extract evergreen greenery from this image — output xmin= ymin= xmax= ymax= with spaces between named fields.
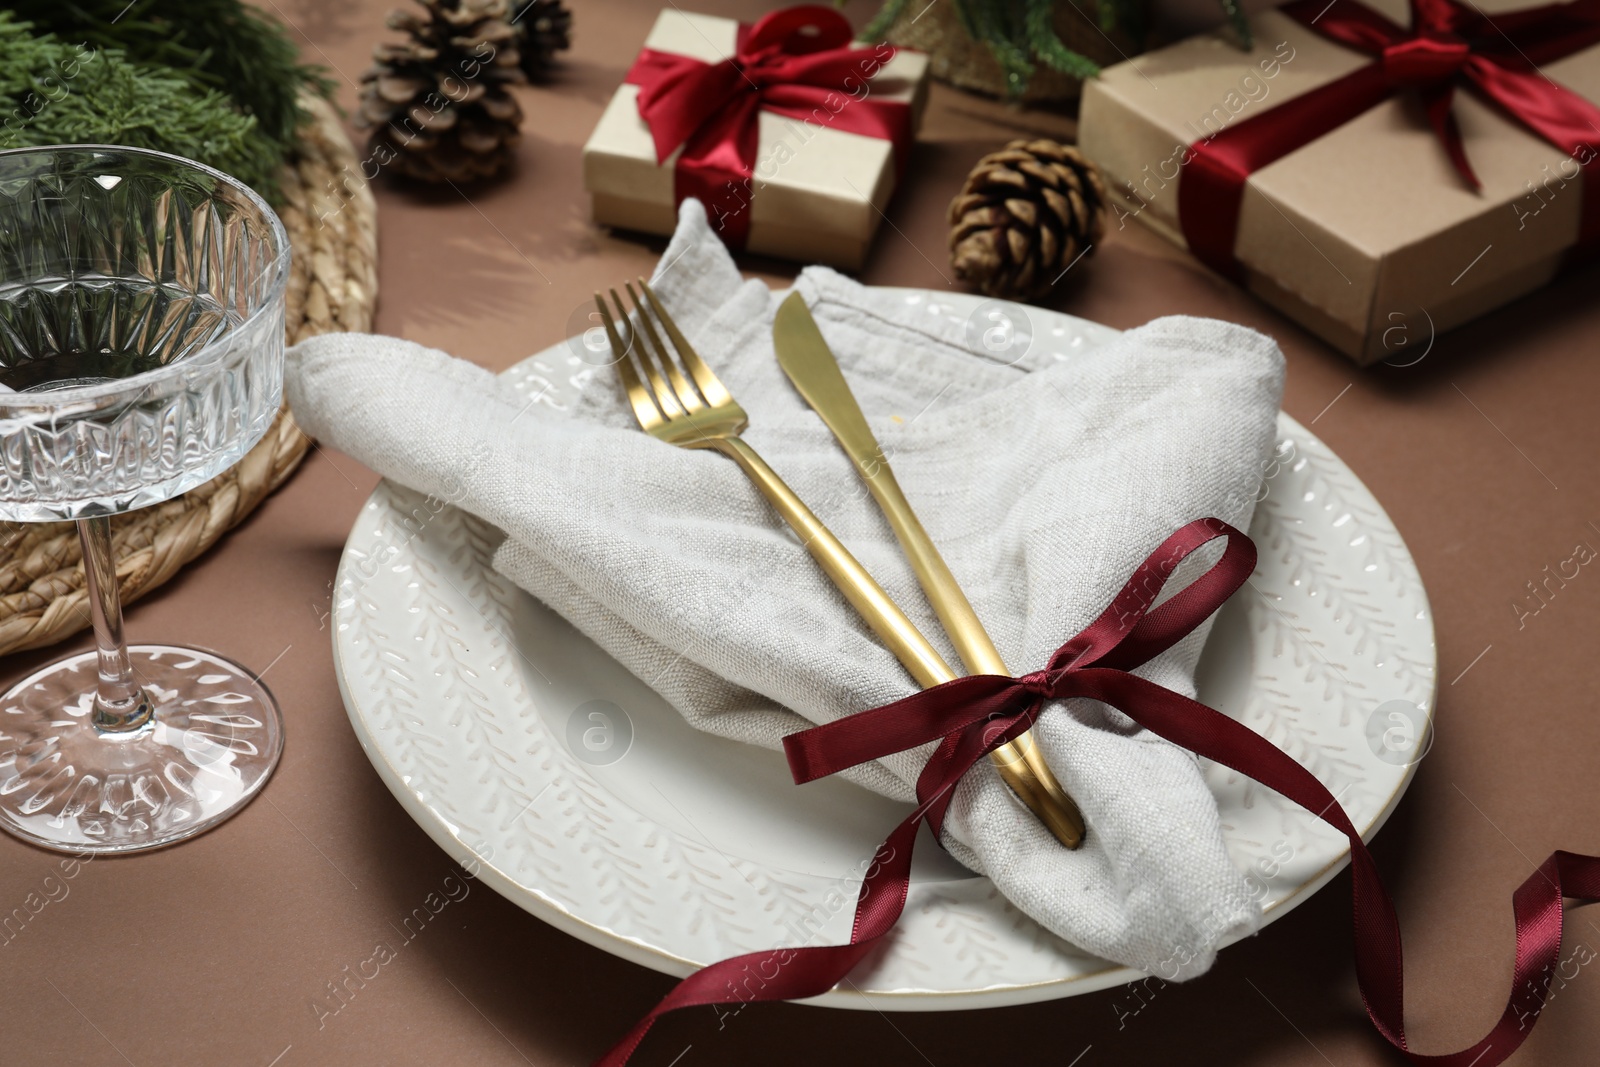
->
xmin=0 ymin=13 xmax=283 ymax=198
xmin=6 ymin=0 xmax=331 ymax=157
xmin=862 ymin=0 xmax=1251 ymax=92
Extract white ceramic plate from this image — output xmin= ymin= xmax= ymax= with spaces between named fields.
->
xmin=331 ymin=289 xmax=1436 ymax=1009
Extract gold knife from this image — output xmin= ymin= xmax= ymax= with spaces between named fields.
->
xmin=772 ymin=292 xmax=1085 ymax=849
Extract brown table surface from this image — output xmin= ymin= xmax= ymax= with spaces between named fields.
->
xmin=5 ymin=1 xmax=1599 ymax=1064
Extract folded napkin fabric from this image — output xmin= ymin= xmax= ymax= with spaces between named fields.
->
xmin=287 ymin=199 xmax=1287 ymax=980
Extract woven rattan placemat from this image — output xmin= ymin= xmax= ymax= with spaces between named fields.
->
xmin=0 ymin=92 xmax=379 ymax=655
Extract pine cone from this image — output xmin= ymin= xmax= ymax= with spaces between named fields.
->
xmin=947 ymin=138 xmax=1108 ymax=302
xmin=509 ymin=0 xmax=571 ymax=81
xmin=358 ymin=0 xmax=527 ymax=184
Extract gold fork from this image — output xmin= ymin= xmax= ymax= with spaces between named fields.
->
xmin=595 ymin=280 xmax=1079 ymax=845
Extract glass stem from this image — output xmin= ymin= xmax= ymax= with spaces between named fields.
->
xmin=75 ymin=517 xmax=152 ymax=733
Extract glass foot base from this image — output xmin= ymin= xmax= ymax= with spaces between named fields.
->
xmin=0 ymin=645 xmax=283 ymax=854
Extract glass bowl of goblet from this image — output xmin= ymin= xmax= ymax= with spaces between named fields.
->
xmin=0 ymin=144 xmax=290 ymax=854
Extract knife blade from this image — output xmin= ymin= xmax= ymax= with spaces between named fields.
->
xmin=773 ymin=292 xmax=1085 ymax=849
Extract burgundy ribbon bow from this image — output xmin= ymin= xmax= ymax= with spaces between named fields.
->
xmin=623 ymin=5 xmax=911 ymax=250
xmin=598 ymin=517 xmax=1600 ymax=1067
xmin=1181 ymin=0 xmax=1600 ymax=279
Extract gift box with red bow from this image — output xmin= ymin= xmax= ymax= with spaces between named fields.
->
xmin=582 ymin=6 xmax=929 ymax=270
xmin=1079 ymin=0 xmax=1600 ymax=364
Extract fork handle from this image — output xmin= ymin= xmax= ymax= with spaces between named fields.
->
xmin=838 ymin=456 xmax=1086 ymax=850
xmin=715 ymin=439 xmax=1086 ymax=847
xmin=712 ymin=437 xmax=956 ymax=689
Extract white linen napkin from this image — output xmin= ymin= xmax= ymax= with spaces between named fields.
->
xmin=286 ymin=199 xmax=1286 ymax=980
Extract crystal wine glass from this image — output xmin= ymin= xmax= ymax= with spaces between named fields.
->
xmin=0 ymin=145 xmax=290 ymax=854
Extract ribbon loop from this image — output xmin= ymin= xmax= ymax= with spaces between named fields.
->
xmin=599 ymin=515 xmax=1600 ymax=1067
xmin=739 ymin=4 xmax=855 ymax=57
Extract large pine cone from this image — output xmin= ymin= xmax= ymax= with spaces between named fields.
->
xmin=510 ymin=0 xmax=571 ymax=81
xmin=358 ymin=0 xmax=527 ymax=183
xmin=948 ymin=139 xmax=1108 ymax=302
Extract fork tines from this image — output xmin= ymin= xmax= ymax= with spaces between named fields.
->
xmin=593 ymin=279 xmax=742 ymax=440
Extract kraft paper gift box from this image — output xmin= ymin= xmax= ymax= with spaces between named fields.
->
xmin=582 ymin=8 xmax=929 ymax=271
xmin=1078 ymin=0 xmax=1600 ymax=364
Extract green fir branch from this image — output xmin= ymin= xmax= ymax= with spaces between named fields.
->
xmin=1215 ymin=0 xmax=1254 ymax=48
xmin=958 ymin=0 xmax=1036 ymax=95
xmin=5 ymin=0 xmax=331 ymax=155
xmin=866 ymin=0 xmax=1246 ymax=96
xmin=1025 ymin=0 xmax=1102 ymax=80
xmin=1095 ymin=0 xmax=1118 ymax=35
xmin=0 ymin=14 xmax=281 ymax=199
xmin=861 ymin=0 xmax=914 ymax=42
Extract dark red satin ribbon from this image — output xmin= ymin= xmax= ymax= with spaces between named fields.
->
xmin=596 ymin=517 xmax=1600 ymax=1067
xmin=622 ymin=6 xmax=912 ymax=249
xmin=1180 ymin=0 xmax=1600 ymax=280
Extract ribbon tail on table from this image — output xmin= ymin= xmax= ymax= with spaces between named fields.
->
xmin=594 ymin=519 xmax=1600 ymax=1067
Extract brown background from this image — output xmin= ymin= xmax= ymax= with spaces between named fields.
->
xmin=3 ymin=0 xmax=1598 ymax=1064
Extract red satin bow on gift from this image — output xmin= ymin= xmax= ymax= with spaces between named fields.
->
xmin=597 ymin=517 xmax=1600 ymax=1067
xmin=1182 ymin=0 xmax=1600 ymax=279
xmin=623 ymin=5 xmax=911 ymax=250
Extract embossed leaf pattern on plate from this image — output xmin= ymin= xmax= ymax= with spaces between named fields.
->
xmin=332 ymin=291 xmax=1436 ymax=1010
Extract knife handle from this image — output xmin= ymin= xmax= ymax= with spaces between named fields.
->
xmin=850 ymin=451 xmax=1086 ymax=849
xmin=715 ymin=436 xmax=1082 ymax=847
